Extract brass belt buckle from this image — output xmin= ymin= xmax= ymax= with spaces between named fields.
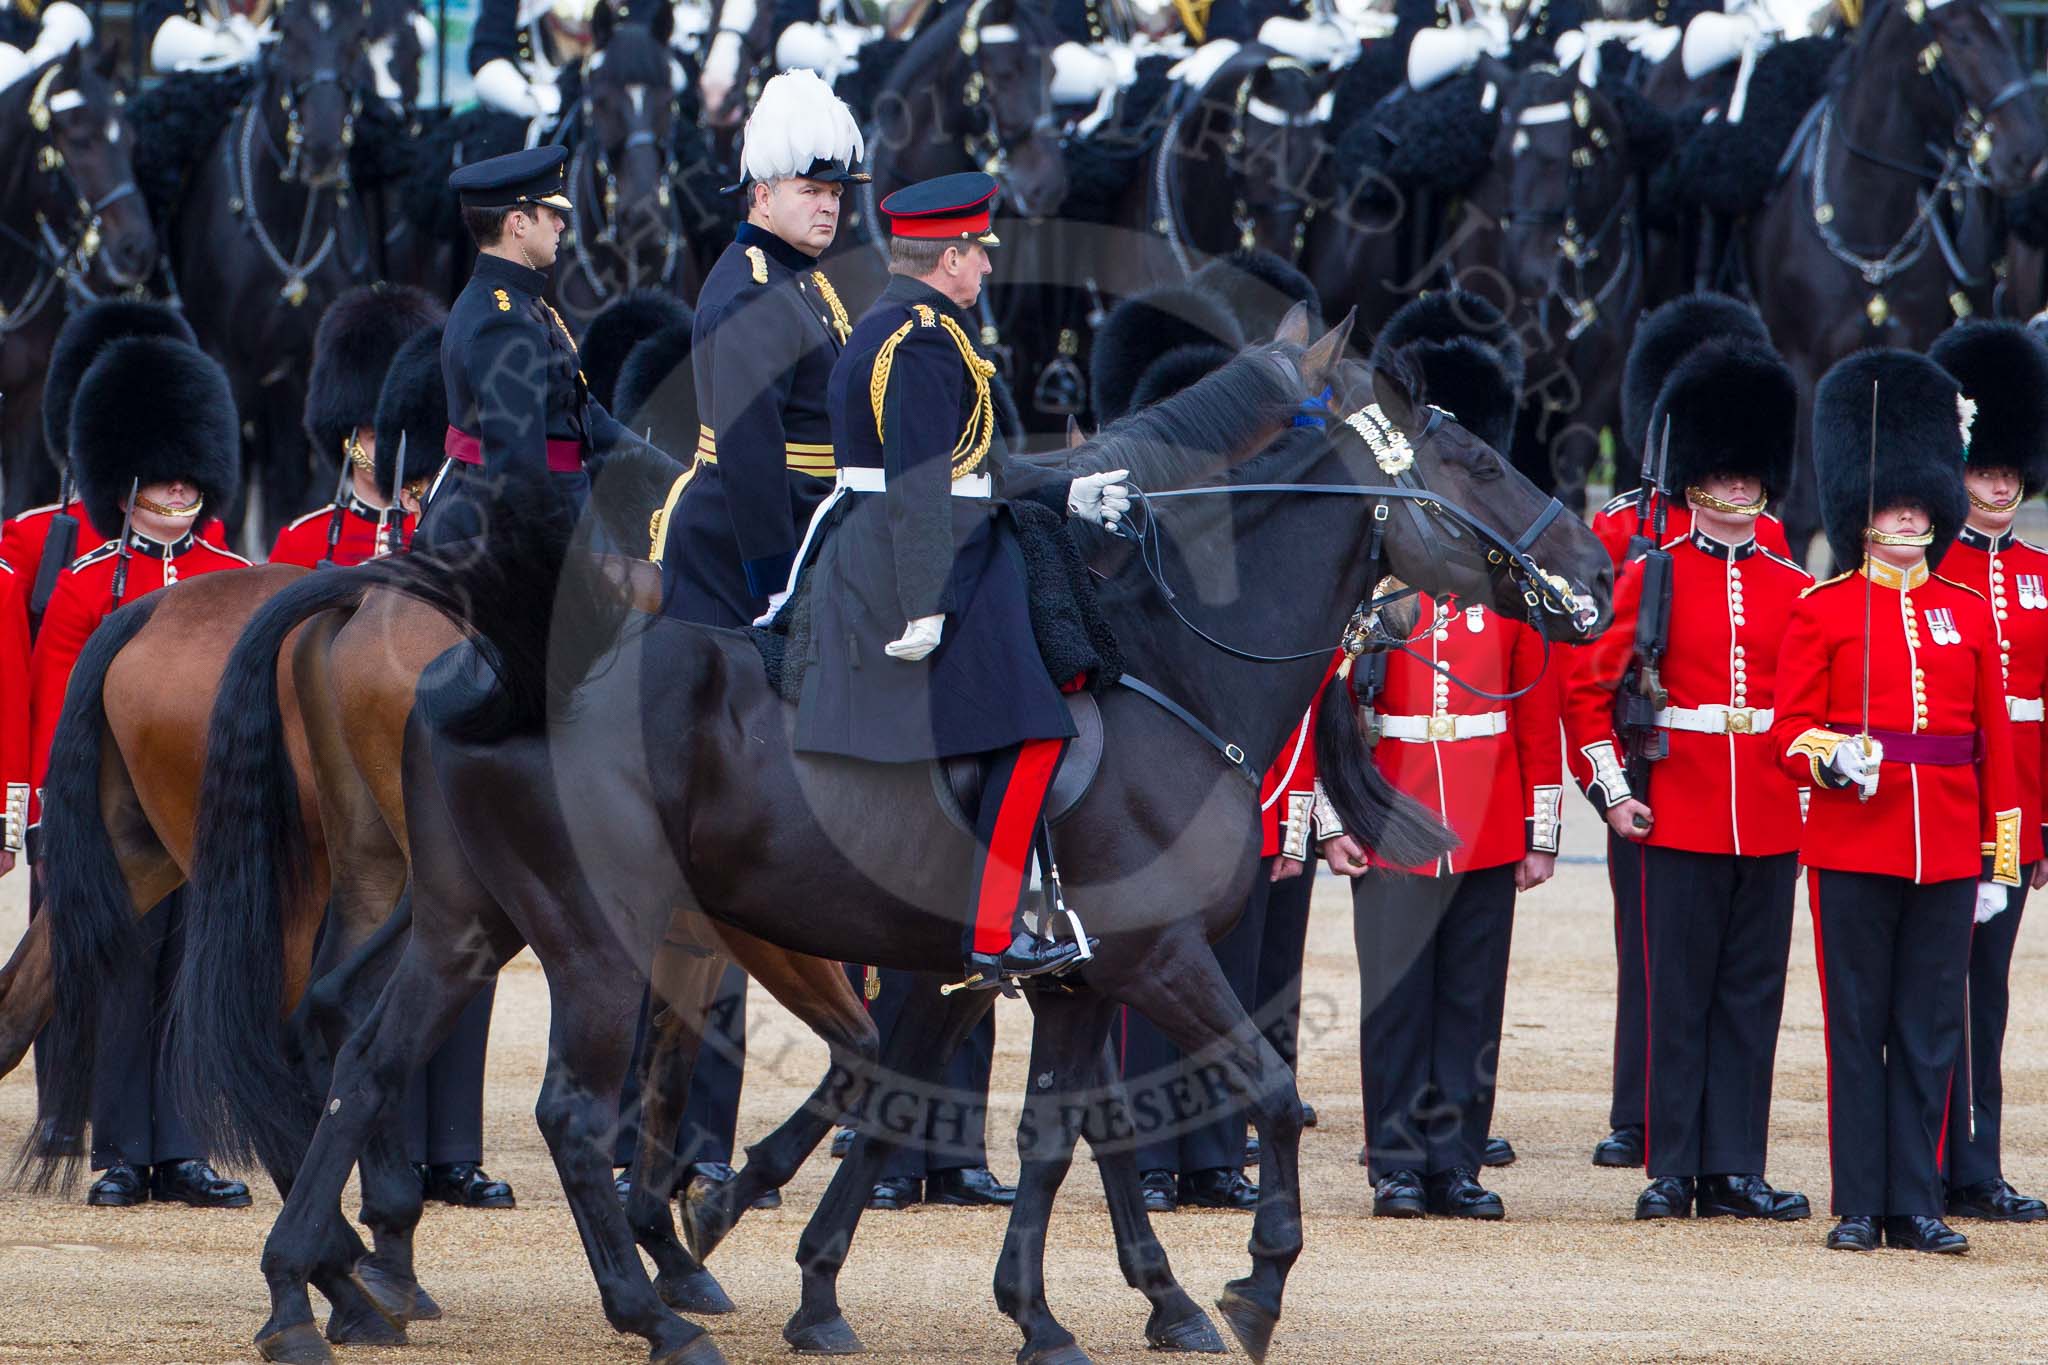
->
xmin=1725 ymin=707 xmax=1754 ymax=734
xmin=1428 ymin=714 xmax=1456 ymax=741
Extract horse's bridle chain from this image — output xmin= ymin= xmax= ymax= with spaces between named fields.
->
xmin=1 ymin=66 xmax=142 ymax=333
xmin=560 ymin=90 xmax=684 ymax=308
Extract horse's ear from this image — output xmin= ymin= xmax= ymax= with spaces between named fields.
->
xmin=1372 ymin=353 xmax=1422 ymax=432
xmin=93 ymin=39 xmax=122 ymax=82
xmin=1065 ymin=415 xmax=1087 ymax=449
xmin=1274 ymin=300 xmax=1310 ymax=348
xmin=592 ymin=0 xmax=616 ymax=51
xmin=648 ymin=0 xmax=674 ymax=48
xmin=1300 ymin=307 xmax=1355 ymax=392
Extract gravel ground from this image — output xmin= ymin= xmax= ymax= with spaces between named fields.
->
xmin=5 ymin=807 xmax=2048 ymax=1364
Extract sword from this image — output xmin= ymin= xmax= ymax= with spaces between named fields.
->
xmin=1858 ymin=378 xmax=1877 ymax=802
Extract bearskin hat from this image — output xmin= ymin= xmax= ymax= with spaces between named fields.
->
xmin=1369 ymin=290 xmax=1525 ymax=455
xmin=372 ymin=327 xmax=447 ymax=500
xmin=43 ymin=300 xmax=197 ymax=468
xmin=580 ymin=290 xmax=693 ymax=412
xmin=1130 ymin=343 xmax=1236 ymax=413
xmin=304 ymin=284 xmax=445 ymax=470
xmin=1090 ymin=285 xmax=1244 ymax=425
xmin=1620 ymin=293 xmax=1769 ymax=463
xmin=1814 ymin=348 xmax=1970 ymax=571
xmin=1192 ymin=249 xmax=1323 ymax=340
xmin=1651 ymin=339 xmax=1797 ymax=499
xmin=614 ymin=323 xmax=698 ymax=455
xmin=70 ymin=336 xmax=240 ymax=537
xmin=1927 ymin=319 xmax=2048 ymax=494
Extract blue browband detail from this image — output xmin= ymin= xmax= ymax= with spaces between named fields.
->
xmin=1291 ymin=387 xmax=1333 ymax=428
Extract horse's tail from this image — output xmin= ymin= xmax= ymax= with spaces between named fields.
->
xmin=172 ymin=568 xmax=377 ymax=1173
xmin=16 ymin=594 xmax=164 ymax=1191
xmin=1313 ymin=669 xmax=1460 ymax=869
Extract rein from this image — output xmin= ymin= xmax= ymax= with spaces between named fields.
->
xmin=559 ymin=89 xmax=684 ymax=306
xmin=0 ymin=64 xmax=140 ymax=334
xmin=224 ymin=50 xmax=368 ymax=307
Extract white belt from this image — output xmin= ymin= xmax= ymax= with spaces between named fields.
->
xmin=837 ymin=466 xmax=992 ymax=497
xmin=2011 ymin=697 xmax=2045 ymax=723
xmin=1380 ymin=710 xmax=1509 ymax=742
xmin=1654 ymin=704 xmax=1773 ymax=735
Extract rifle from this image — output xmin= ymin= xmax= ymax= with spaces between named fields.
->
xmin=109 ymin=477 xmax=140 ymax=610
xmin=1621 ymin=414 xmax=1660 ymax=565
xmin=1615 ymin=415 xmax=1675 ymax=802
xmin=322 ymin=457 xmax=353 ymax=566
xmin=30 ymin=464 xmax=80 ymax=624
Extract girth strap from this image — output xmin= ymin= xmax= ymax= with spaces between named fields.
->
xmin=1116 ymin=674 xmax=1261 ymax=785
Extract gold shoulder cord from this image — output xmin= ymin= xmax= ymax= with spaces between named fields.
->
xmin=812 ymin=270 xmax=852 ymax=343
xmin=542 ymin=300 xmax=579 ymax=354
xmin=868 ymin=315 xmax=997 ymax=477
xmin=1171 ymin=0 xmax=1212 ymax=42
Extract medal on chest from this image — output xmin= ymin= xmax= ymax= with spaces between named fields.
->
xmin=2020 ymin=573 xmax=2047 ymax=610
xmin=1464 ymin=605 xmax=1486 ymax=633
xmin=1925 ymin=607 xmax=1962 ymax=646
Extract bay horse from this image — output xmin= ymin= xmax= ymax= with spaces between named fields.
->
xmin=0 ymin=42 xmax=157 ymax=514
xmin=208 ymin=308 xmax=1613 ymax=1365
xmin=1451 ymin=59 xmax=1645 ymax=510
xmin=167 ymin=0 xmax=380 ymax=546
xmin=1744 ymin=0 xmax=2045 ymax=563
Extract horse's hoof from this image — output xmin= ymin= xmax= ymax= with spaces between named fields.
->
xmin=355 ymin=1260 xmax=442 ymax=1322
xmin=1214 ymin=1287 xmax=1277 ymax=1365
xmin=1021 ymin=1345 xmax=1094 ymax=1365
xmin=325 ymin=1274 xmax=407 ymax=1346
xmin=783 ymin=1312 xmax=864 ymax=1355
xmin=657 ymin=1266 xmax=736 ymax=1315
xmin=255 ymin=1322 xmax=334 ymax=1365
xmin=652 ymin=1330 xmax=729 ymax=1365
xmin=1145 ymin=1309 xmax=1227 ymax=1353
xmin=679 ymin=1188 xmax=733 ymax=1264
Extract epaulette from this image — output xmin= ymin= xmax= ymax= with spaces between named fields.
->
xmin=1757 ymin=546 xmax=1811 ymax=578
xmin=70 ymin=541 xmax=119 ymax=571
xmin=1933 ymin=574 xmax=1987 ymax=601
xmin=1598 ymin=490 xmax=1637 ymax=517
xmin=9 ymin=501 xmax=63 ymax=522
xmin=1800 ymin=569 xmax=1856 ymax=598
xmin=281 ymin=506 xmax=332 ymax=533
xmin=746 ymin=245 xmax=768 ymax=284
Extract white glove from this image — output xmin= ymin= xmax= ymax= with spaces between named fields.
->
xmin=1067 ymin=469 xmax=1131 ymax=531
xmin=1050 ymin=41 xmax=1136 ymax=103
xmin=1977 ymin=881 xmax=2010 ymax=924
xmin=751 ymin=590 xmax=790 ymax=628
xmin=1826 ymin=739 xmax=1880 ymax=800
xmin=150 ymin=13 xmax=252 ymax=71
xmin=1257 ymin=15 xmax=1352 ymax=66
xmin=21 ymin=1 xmax=92 ymax=67
xmin=474 ymin=57 xmax=553 ymax=119
xmin=885 ymin=614 xmax=944 ymax=662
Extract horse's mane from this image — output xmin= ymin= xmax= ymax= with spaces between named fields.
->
xmin=1013 ymin=343 xmax=1299 ymax=490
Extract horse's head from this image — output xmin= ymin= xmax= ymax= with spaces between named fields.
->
xmin=365 ymin=0 xmax=424 ymax=106
xmin=698 ymin=0 xmax=773 ymax=128
xmin=17 ymin=44 xmax=155 ymax=290
xmin=584 ymin=10 xmax=680 ymax=256
xmin=269 ymin=0 xmax=374 ymax=188
xmin=957 ymin=0 xmax=1066 ymax=216
xmin=1186 ymin=53 xmax=1330 ymax=260
xmin=1882 ymin=0 xmax=2047 ymax=193
xmin=1338 ymin=351 xmax=1612 ymax=641
xmin=1487 ymin=64 xmax=1633 ymax=312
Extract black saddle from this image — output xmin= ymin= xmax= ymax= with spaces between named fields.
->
xmin=931 ymin=692 xmax=1104 ymax=834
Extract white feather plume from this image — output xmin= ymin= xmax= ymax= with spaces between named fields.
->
xmin=740 ymin=68 xmax=864 ymax=183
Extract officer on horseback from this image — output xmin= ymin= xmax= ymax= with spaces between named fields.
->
xmin=138 ymin=0 xmax=269 ymax=72
xmin=793 ymin=171 xmax=1129 ymax=985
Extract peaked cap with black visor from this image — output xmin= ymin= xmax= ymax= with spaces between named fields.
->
xmin=448 ymin=144 xmax=574 ymax=214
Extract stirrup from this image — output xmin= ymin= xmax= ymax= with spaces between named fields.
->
xmin=1034 ymin=821 xmax=1094 ymax=965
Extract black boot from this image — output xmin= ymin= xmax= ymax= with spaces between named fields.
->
xmin=1426 ymin=1168 xmax=1504 ymax=1220
xmin=1592 ymin=1127 xmax=1644 ymax=1168
xmin=1826 ymin=1215 xmax=1880 ymax=1251
xmin=1634 ymin=1176 xmax=1695 ymax=1220
xmin=1372 ymin=1169 xmax=1426 ymax=1218
xmin=830 ymin=1126 xmax=856 ymax=1159
xmin=964 ymin=930 xmax=1083 ymax=986
xmin=1482 ymin=1136 xmax=1517 ymax=1168
xmin=422 ymin=1161 xmax=516 ymax=1209
xmin=1948 ymin=1177 xmax=2048 ymax=1222
xmin=1883 ymin=1215 xmax=1968 ymax=1254
xmin=1179 ymin=1167 xmax=1258 ymax=1210
xmin=1696 ymin=1174 xmax=1809 ymax=1221
xmin=1140 ymin=1169 xmax=1178 ymax=1214
xmin=85 ymin=1162 xmax=147 ymax=1207
xmin=149 ymin=1159 xmax=252 ymax=1208
xmin=867 ymin=1177 xmax=921 ymax=1210
xmin=925 ymin=1167 xmax=1016 ymax=1206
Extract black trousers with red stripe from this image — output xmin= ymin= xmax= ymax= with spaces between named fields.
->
xmin=1810 ymin=869 xmax=1974 ymax=1217
xmin=1607 ymin=833 xmax=1648 ymax=1137
xmin=1353 ymin=863 xmax=1516 ymax=1181
xmin=1639 ymin=847 xmax=1797 ymax=1179
xmin=1945 ymin=870 xmax=2033 ymax=1192
xmin=965 ymin=737 xmax=1069 ymax=958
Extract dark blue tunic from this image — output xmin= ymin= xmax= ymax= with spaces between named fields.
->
xmin=793 ymin=274 xmax=1077 ymax=763
xmin=659 ymin=223 xmax=848 ymax=627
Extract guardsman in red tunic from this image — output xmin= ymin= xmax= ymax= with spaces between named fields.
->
xmin=1926 ymin=320 xmax=2048 ymax=1224
xmin=28 ymin=330 xmax=255 ymax=1210
xmin=1773 ymin=348 xmax=2023 ymax=1255
xmin=1583 ymin=293 xmax=1789 ymax=1171
xmin=1565 ymin=319 xmax=1812 ymax=1223
xmin=268 ymin=284 xmax=443 ymax=570
xmin=0 ymin=561 xmax=27 ymax=877
xmin=1316 ymin=291 xmax=1561 ymax=1221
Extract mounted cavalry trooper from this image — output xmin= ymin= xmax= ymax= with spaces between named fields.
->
xmin=653 ymin=68 xmax=864 ymax=628
xmin=0 ymin=0 xmax=91 ymax=88
xmin=137 ymin=0 xmax=273 ymax=71
xmin=1925 ymin=319 xmax=2048 ymax=1226
xmin=793 ymin=170 xmax=1130 ymax=986
xmin=467 ymin=0 xmax=588 ymax=125
xmin=1563 ymin=295 xmax=1812 ymax=1225
xmin=1772 ymin=348 xmax=2022 ymax=1255
xmin=1316 ymin=290 xmax=1562 ymax=1223
xmin=423 ymin=145 xmax=644 ymax=548
xmin=771 ymin=0 xmax=881 ymax=92
xmin=28 ymin=318 xmax=253 ymax=1210
xmin=269 ymin=284 xmax=445 ymax=569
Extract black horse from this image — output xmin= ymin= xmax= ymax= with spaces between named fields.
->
xmin=1745 ymin=0 xmax=2045 ymax=563
xmin=1453 ymin=59 xmax=1645 ymax=510
xmin=167 ymin=0 xmax=380 ymax=547
xmin=180 ymin=303 xmax=1611 ymax=1364
xmin=0 ymin=42 xmax=157 ymax=514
